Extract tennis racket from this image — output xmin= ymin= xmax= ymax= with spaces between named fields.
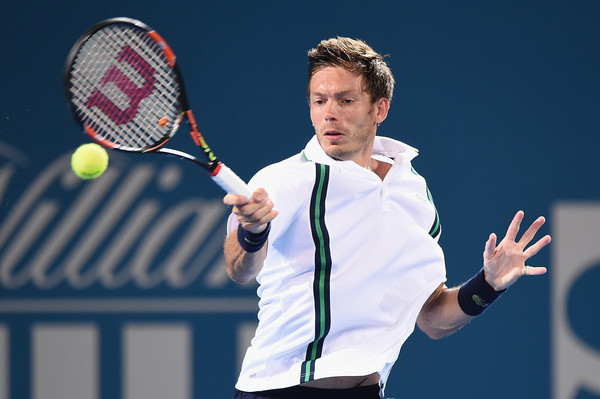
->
xmin=63 ymin=17 xmax=252 ymax=197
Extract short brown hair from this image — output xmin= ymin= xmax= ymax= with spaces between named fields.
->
xmin=307 ymin=37 xmax=395 ymax=103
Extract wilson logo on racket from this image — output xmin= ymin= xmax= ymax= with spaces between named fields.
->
xmin=85 ymin=45 xmax=156 ymax=125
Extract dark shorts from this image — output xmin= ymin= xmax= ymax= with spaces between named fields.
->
xmin=233 ymin=383 xmax=381 ymax=399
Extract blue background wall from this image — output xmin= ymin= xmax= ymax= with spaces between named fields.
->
xmin=1 ymin=1 xmax=599 ymax=398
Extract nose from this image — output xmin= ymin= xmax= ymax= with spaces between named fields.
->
xmin=324 ymin=102 xmax=338 ymax=121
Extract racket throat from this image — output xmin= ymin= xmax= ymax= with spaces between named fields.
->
xmin=185 ymin=110 xmax=218 ymax=166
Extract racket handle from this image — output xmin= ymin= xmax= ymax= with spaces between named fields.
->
xmin=211 ymin=163 xmax=253 ymax=197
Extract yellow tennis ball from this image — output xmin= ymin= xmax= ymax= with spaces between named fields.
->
xmin=71 ymin=143 xmax=109 ymax=179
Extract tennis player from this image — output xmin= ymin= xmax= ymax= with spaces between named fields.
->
xmin=223 ymin=37 xmax=551 ymax=399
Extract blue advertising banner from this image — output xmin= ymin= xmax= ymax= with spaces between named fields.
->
xmin=1 ymin=1 xmax=599 ymax=398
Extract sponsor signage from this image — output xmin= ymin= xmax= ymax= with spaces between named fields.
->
xmin=552 ymin=203 xmax=600 ymax=399
xmin=0 ymin=143 xmax=257 ymax=399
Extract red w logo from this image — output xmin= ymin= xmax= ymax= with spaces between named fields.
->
xmin=85 ymin=46 xmax=156 ymax=125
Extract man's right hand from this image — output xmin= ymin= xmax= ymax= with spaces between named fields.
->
xmin=223 ymin=188 xmax=278 ymax=233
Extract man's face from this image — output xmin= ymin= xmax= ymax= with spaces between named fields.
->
xmin=309 ymin=66 xmax=389 ymax=165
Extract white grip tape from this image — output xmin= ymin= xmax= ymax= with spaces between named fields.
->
xmin=211 ymin=163 xmax=252 ymax=197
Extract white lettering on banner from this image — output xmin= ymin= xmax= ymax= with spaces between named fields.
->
xmin=0 ymin=150 xmax=230 ymax=290
xmin=61 ymin=165 xmax=156 ymax=288
xmin=0 ymin=164 xmax=18 ymax=205
xmin=130 ymin=199 xmax=227 ymax=288
xmin=552 ymin=203 xmax=600 ymax=399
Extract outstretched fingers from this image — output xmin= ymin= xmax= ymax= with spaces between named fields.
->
xmin=518 ymin=215 xmax=547 ymax=247
xmin=516 ymin=214 xmax=552 ymax=260
xmin=523 ymin=233 xmax=552 ymax=258
xmin=483 ymin=211 xmax=551 ymax=290
xmin=505 ymin=211 xmax=550 ymax=253
xmin=504 ymin=210 xmax=525 ymax=242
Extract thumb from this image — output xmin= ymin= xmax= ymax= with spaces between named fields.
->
xmin=483 ymin=233 xmax=497 ymax=262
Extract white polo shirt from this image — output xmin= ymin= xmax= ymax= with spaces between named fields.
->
xmin=228 ymin=135 xmax=447 ymax=393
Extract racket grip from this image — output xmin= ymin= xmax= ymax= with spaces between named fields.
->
xmin=211 ymin=163 xmax=253 ymax=197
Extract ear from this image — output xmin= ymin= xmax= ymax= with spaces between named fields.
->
xmin=374 ymin=98 xmax=390 ymax=124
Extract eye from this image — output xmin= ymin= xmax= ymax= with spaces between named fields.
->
xmin=313 ymin=99 xmax=326 ymax=105
xmin=341 ymin=99 xmax=354 ymax=104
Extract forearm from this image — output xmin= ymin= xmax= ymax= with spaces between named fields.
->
xmin=224 ymin=229 xmax=267 ymax=284
xmin=417 ymin=285 xmax=474 ymax=339
xmin=418 ymin=270 xmax=506 ymax=339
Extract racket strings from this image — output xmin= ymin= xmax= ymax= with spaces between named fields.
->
xmin=69 ymin=24 xmax=181 ymax=151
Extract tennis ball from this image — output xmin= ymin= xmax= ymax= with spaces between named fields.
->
xmin=71 ymin=143 xmax=109 ymax=180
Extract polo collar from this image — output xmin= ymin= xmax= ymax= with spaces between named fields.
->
xmin=302 ymin=135 xmax=419 ymax=166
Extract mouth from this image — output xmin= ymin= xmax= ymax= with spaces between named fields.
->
xmin=323 ymin=130 xmax=344 ymax=141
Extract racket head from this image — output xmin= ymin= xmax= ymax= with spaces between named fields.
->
xmin=63 ymin=17 xmax=187 ymax=152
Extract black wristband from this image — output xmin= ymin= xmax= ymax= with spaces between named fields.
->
xmin=457 ymin=269 xmax=506 ymax=316
xmin=237 ymin=223 xmax=270 ymax=253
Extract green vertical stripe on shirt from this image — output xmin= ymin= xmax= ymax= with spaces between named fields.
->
xmin=300 ymin=163 xmax=332 ymax=383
